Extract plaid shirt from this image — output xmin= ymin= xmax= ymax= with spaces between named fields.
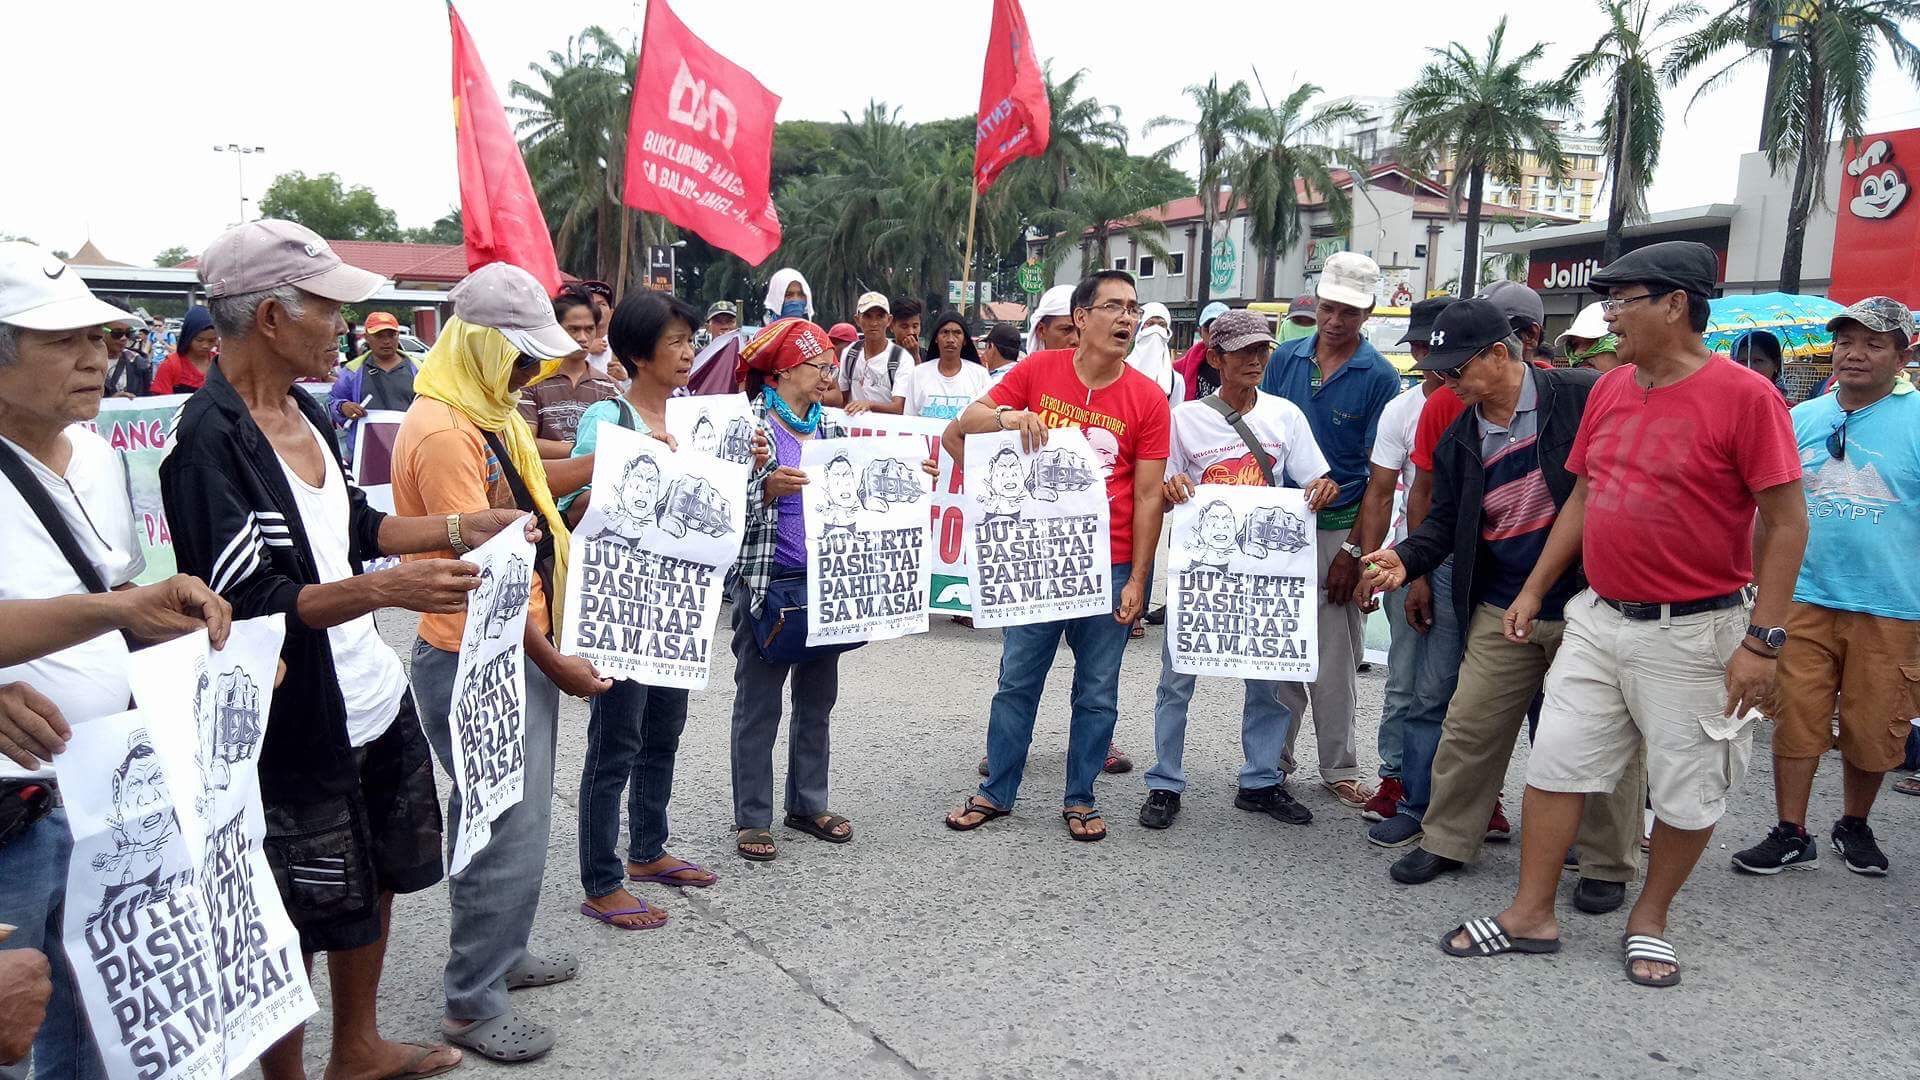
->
xmin=738 ymin=395 xmax=847 ymax=617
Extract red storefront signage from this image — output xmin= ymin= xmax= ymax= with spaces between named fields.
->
xmin=1527 ymin=226 xmax=1730 ymax=294
xmin=1828 ymin=128 xmax=1920 ymax=305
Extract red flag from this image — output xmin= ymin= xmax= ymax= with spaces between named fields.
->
xmin=624 ymin=0 xmax=782 ymax=266
xmin=449 ymin=3 xmax=562 ymax=292
xmin=973 ymin=0 xmax=1051 ymax=192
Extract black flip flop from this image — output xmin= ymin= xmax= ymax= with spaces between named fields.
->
xmin=946 ymin=798 xmax=1009 ymax=831
xmin=1621 ymin=933 xmax=1682 ymax=987
xmin=785 ymin=812 xmax=854 ymax=843
xmin=1440 ymin=916 xmax=1562 ymax=957
xmin=1062 ymin=809 xmax=1107 ymax=842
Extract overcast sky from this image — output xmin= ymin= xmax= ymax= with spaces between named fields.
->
xmin=7 ymin=0 xmax=1918 ymax=265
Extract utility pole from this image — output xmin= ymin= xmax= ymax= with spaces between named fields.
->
xmin=213 ymin=144 xmax=266 ymax=225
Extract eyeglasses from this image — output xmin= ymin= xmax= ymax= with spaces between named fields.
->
xmin=1084 ymin=300 xmax=1143 ymax=318
xmin=106 ymin=328 xmax=130 ymax=339
xmin=1827 ymin=412 xmax=1851 ymax=461
xmin=794 ymin=360 xmax=838 ymax=379
xmin=1599 ymin=290 xmax=1672 ymax=315
xmin=1436 ymin=347 xmax=1489 ymax=382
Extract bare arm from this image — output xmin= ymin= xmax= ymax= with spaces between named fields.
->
xmin=1406 ymin=468 xmax=1433 ymax=533
xmin=534 ymin=438 xmax=574 ymax=458
xmin=0 ymin=578 xmax=231 ymax=664
xmin=540 ymin=454 xmax=595 ymax=499
xmin=1352 ymin=462 xmax=1400 ymax=557
xmin=1747 ymin=480 xmax=1808 ymax=633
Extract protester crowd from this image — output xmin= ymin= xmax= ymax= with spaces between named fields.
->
xmin=1 ymin=219 xmax=1916 ymax=1076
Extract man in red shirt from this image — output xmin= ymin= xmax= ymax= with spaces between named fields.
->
xmin=1439 ymin=242 xmax=1807 ymax=988
xmin=942 ymin=271 xmax=1170 ymax=842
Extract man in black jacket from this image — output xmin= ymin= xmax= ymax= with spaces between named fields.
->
xmin=1360 ymin=299 xmax=1644 ymax=910
xmin=161 ymin=220 xmax=529 ymax=1080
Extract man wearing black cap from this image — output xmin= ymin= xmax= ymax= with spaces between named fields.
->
xmin=1359 ymin=300 xmax=1644 ymax=912
xmin=981 ymin=322 xmax=1023 ymax=379
xmin=1431 ymin=241 xmax=1806 ymax=988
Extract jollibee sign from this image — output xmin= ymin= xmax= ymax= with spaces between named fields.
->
xmin=1829 ymin=128 xmax=1919 ymax=305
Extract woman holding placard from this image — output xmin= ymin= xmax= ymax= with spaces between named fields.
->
xmin=728 ymin=317 xmax=856 ymax=861
xmin=563 ymin=293 xmax=725 ymax=930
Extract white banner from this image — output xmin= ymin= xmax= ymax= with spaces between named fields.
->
xmin=961 ymin=429 xmax=1112 ymax=628
xmin=347 ymin=409 xmax=408 ymax=515
xmin=664 ymin=394 xmax=757 ymax=467
xmin=443 ymin=520 xmax=536 ymax=876
xmin=800 ymin=436 xmax=933 ymax=644
xmin=832 ymin=410 xmax=970 ymax=613
xmin=1166 ymin=485 xmax=1319 ymax=680
xmin=562 ymin=422 xmax=748 ymax=689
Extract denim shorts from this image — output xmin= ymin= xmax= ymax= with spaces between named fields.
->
xmin=261 ymin=694 xmax=444 ymax=953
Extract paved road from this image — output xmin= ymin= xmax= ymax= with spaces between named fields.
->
xmin=292 ymin=610 xmax=1916 ymax=1079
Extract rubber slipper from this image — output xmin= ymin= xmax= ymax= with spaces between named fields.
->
xmin=630 ymin=861 xmax=719 ymax=887
xmin=946 ymin=797 xmax=1010 ymax=831
xmin=784 ymin=811 xmax=853 ymax=843
xmin=1893 ymin=774 xmax=1920 ymax=797
xmin=1622 ymin=933 xmax=1682 ymax=988
xmin=579 ymin=900 xmax=666 ymax=931
xmin=1062 ymin=809 xmax=1107 ymax=842
xmin=444 ymin=1012 xmax=554 ymax=1064
xmin=737 ymin=828 xmax=777 ymax=861
xmin=1440 ymin=916 xmax=1561 ymax=957
xmin=504 ymin=953 xmax=578 ymax=990
xmin=376 ymin=1043 xmax=461 ymax=1079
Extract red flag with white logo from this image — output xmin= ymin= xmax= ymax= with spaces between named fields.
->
xmin=449 ymin=3 xmax=562 ymax=292
xmin=624 ymin=0 xmax=782 ymax=266
xmin=973 ymin=0 xmax=1051 ymax=192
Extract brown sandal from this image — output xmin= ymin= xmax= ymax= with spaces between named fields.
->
xmin=736 ymin=828 xmax=776 ymax=861
xmin=945 ymin=797 xmax=1009 ymax=831
xmin=1062 ymin=808 xmax=1107 ymax=842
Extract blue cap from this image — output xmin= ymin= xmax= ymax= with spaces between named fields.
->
xmin=1199 ymin=301 xmax=1230 ymax=327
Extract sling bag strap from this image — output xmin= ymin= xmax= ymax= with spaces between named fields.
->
xmin=1200 ymin=394 xmax=1277 ymax=487
xmin=0 ymin=436 xmax=137 ymax=648
xmin=478 ymin=428 xmax=557 ymax=602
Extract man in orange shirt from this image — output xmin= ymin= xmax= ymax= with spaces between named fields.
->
xmin=390 ymin=262 xmax=612 ymax=1064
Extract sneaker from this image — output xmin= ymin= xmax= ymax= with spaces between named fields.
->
xmin=1367 ymin=812 xmax=1423 ymax=848
xmin=1138 ymin=789 xmax=1180 ymax=830
xmin=1389 ymin=847 xmax=1463 ymax=885
xmin=1236 ymin=784 xmax=1313 ymax=825
xmin=1731 ymin=824 xmax=1818 ymax=875
xmin=1145 ymin=605 xmax=1168 ymax=626
xmin=1104 ymin=744 xmax=1134 ymax=774
xmin=1830 ymin=818 xmax=1889 ymax=876
xmin=1485 ymin=801 xmax=1512 ymax=842
xmin=1361 ymin=777 xmax=1404 ymax=822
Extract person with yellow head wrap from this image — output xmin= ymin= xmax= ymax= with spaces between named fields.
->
xmin=388 ymin=262 xmax=612 ymax=1063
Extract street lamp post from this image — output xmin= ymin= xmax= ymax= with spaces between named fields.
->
xmin=213 ymin=144 xmax=266 ymax=225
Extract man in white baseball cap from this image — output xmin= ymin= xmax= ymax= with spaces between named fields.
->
xmin=837 ymin=289 xmax=915 ymax=413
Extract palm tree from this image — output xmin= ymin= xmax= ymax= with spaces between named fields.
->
xmin=1667 ymin=0 xmax=1920 ymax=292
xmin=1031 ymin=160 xmax=1176 ymax=275
xmin=1394 ymin=17 xmax=1578 ymax=295
xmin=511 ymin=29 xmax=631 ymax=282
xmin=1564 ymin=0 xmax=1700 ymax=263
xmin=1021 ymin=67 xmax=1129 ymax=203
xmin=1236 ymin=80 xmax=1369 ymax=299
xmin=1147 ymin=76 xmax=1259 ymax=309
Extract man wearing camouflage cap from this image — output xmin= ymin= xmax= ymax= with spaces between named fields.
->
xmin=1732 ymin=296 xmax=1920 ymax=879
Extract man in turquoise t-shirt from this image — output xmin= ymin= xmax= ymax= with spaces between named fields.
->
xmin=1733 ymin=296 xmax=1920 ymax=878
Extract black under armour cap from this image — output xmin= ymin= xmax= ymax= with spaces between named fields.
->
xmin=1589 ymin=241 xmax=1719 ymax=298
xmin=1399 ymin=296 xmax=1456 ymax=344
xmin=1413 ymin=298 xmax=1509 ymax=371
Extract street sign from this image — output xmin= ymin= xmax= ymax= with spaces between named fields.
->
xmin=947 ymin=281 xmax=992 ymax=306
xmin=1016 ymin=261 xmax=1044 ymax=294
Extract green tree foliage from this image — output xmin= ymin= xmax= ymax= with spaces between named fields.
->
xmin=153 ymin=245 xmax=191 ymax=267
xmin=401 ymin=207 xmax=463 ymax=246
xmin=256 ymin=171 xmax=402 ymax=242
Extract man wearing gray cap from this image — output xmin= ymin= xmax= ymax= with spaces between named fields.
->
xmin=163 ymin=219 xmax=535 ymax=1078
xmin=1479 ymin=280 xmax=1548 ymax=362
xmin=1440 ymin=241 xmax=1806 ymax=988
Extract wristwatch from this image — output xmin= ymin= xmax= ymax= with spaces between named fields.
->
xmin=995 ymin=404 xmax=1014 ymax=429
xmin=446 ymin=513 xmax=470 ymax=555
xmin=1745 ymin=623 xmax=1787 ymax=651
xmin=1339 ymin=542 xmax=1365 ymax=560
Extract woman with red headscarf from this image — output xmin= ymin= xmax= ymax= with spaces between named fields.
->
xmin=728 ymin=318 xmax=855 ymax=861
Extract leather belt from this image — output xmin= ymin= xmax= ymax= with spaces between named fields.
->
xmin=1598 ymin=590 xmax=1747 ymax=621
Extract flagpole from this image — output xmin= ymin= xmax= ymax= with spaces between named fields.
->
xmin=616 ymin=207 xmax=632 ymax=300
xmin=958 ymin=185 xmax=980 ymax=317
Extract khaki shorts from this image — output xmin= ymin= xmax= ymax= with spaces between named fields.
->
xmin=1527 ymin=590 xmax=1754 ymax=831
xmin=1771 ymin=601 xmax=1920 ymax=772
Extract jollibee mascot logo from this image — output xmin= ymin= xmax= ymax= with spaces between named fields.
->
xmin=1847 ymin=139 xmax=1908 ymax=220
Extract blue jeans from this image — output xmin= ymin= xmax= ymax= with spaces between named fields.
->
xmin=578 ymin=679 xmax=690 ymax=897
xmin=0 ymin=809 xmax=106 ymax=1080
xmin=980 ymin=564 xmax=1130 ymax=811
xmin=1398 ymin=560 xmax=1465 ymax=820
xmin=1377 ymin=586 xmax=1419 ymax=779
xmin=1145 ymin=641 xmax=1294 ymax=793
xmin=411 ymin=639 xmax=561 ymax=1023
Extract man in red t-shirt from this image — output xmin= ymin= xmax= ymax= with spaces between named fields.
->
xmin=941 ymin=271 xmax=1171 ymax=842
xmin=1437 ymin=242 xmax=1807 ymax=989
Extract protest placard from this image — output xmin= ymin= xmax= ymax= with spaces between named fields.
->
xmin=961 ymin=429 xmax=1111 ymax=628
xmin=664 ymin=394 xmax=757 ymax=467
xmin=800 ymin=435 xmax=932 ymax=644
xmin=85 ymin=394 xmax=189 ymax=584
xmin=117 ymin=616 xmax=315 ymax=1077
xmin=1166 ymin=485 xmax=1319 ymax=681
xmin=347 ymin=409 xmax=408 ymax=515
xmin=832 ymin=410 xmax=970 ymax=613
xmin=443 ymin=520 xmax=535 ymax=875
xmin=562 ymin=422 xmax=748 ymax=689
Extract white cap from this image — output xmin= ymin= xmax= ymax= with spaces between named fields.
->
xmin=450 ymin=262 xmax=578 ymax=360
xmin=0 ymin=241 xmax=137 ymax=331
xmin=1555 ymin=301 xmax=1611 ymax=349
xmin=1316 ymin=251 xmax=1380 ymax=310
xmin=855 ymin=291 xmax=889 ymax=315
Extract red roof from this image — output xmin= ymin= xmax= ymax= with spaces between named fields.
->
xmin=179 ymin=239 xmax=472 ymax=284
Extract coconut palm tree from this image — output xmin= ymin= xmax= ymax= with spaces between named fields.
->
xmin=1236 ymin=81 xmax=1370 ymax=299
xmin=1666 ymin=0 xmax=1920 ymax=292
xmin=1394 ymin=17 xmax=1578 ymax=295
xmin=1147 ymin=76 xmax=1260 ymax=309
xmin=1031 ymin=159 xmax=1177 ymax=275
xmin=1564 ymin=0 xmax=1700 ymax=263
xmin=511 ymin=28 xmax=631 ymax=282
